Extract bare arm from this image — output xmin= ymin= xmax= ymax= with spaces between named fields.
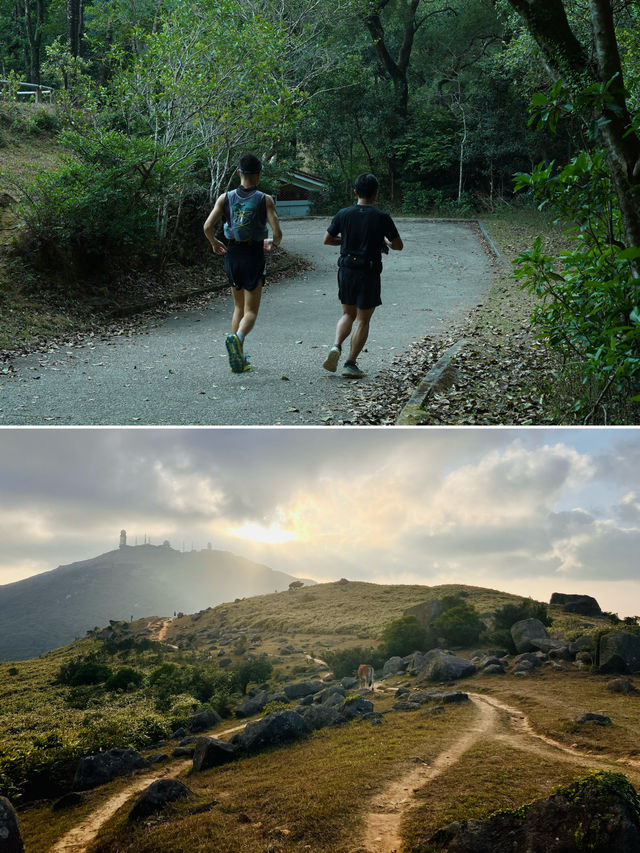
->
xmin=385 ymin=235 xmax=403 ymax=250
xmin=264 ymin=195 xmax=282 ymax=251
xmin=203 ymin=194 xmax=227 ymax=255
xmin=323 ymin=231 xmax=341 ymax=246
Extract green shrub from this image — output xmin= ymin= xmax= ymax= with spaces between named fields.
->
xmin=484 ymin=628 xmax=516 ymax=654
xmin=431 ymin=601 xmax=483 ymax=647
xmin=17 ymin=128 xmax=183 ymax=277
xmin=26 ymin=108 xmax=60 ymax=134
xmin=105 ymin=667 xmax=144 ymax=692
xmin=400 ymin=184 xmax=474 ymax=216
xmin=379 ymin=616 xmax=427 ymax=658
xmin=323 ymin=646 xmax=383 ymax=680
xmin=56 ymin=657 xmax=113 ymax=686
xmin=493 ymin=598 xmax=551 ymax=630
xmin=263 ymin=700 xmax=291 ymax=715
xmin=0 ymin=736 xmax=79 ymax=801
xmin=514 ymin=147 xmax=640 ymax=419
xmin=149 ymin=661 xmax=235 ymax=715
xmin=232 ymin=657 xmax=274 ymax=695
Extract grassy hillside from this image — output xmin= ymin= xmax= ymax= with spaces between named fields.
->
xmin=160 ymin=579 xmax=605 ymax=649
xmin=2 ymin=580 xmax=634 ymax=851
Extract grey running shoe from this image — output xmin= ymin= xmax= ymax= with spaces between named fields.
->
xmin=323 ymin=345 xmax=341 ymax=372
xmin=225 ymin=333 xmax=245 ymax=373
xmin=342 ymin=361 xmax=365 ymax=378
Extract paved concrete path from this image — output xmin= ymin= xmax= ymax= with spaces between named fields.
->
xmin=0 ymin=218 xmax=493 ymax=425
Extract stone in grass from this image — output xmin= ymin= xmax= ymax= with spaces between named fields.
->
xmin=575 ymin=712 xmax=612 ymax=726
xmin=0 ymin=796 xmax=24 ymax=852
xmin=128 ymin=779 xmax=192 ymax=821
xmin=430 ymin=771 xmax=640 ymax=852
xmin=192 ymin=737 xmax=237 ymax=771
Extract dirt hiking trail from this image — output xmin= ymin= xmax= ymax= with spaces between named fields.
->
xmin=356 ymin=691 xmax=640 ymax=853
xmin=49 ymin=723 xmax=246 ymax=853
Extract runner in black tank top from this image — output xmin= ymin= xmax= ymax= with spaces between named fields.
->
xmin=204 ymin=153 xmax=282 ymax=373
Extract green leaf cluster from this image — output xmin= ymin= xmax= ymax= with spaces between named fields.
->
xmin=514 ymin=147 xmax=640 ymax=416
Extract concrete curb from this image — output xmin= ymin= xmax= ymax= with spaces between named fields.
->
xmin=476 ymin=219 xmax=503 ymax=262
xmin=394 ymin=218 xmax=501 ymax=425
xmin=396 ymin=339 xmax=467 ymax=425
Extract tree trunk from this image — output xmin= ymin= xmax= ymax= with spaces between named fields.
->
xmin=23 ymin=0 xmax=43 ymax=83
xmin=67 ymin=0 xmax=82 ymax=58
xmin=507 ymin=0 xmax=640 ymax=253
xmin=588 ymin=0 xmax=640 ymax=252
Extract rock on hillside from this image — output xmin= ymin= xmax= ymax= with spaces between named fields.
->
xmin=598 ymin=631 xmax=640 ymax=674
xmin=0 ymin=796 xmax=24 ymax=852
xmin=550 ymin=592 xmax=602 ymax=616
xmin=430 ymin=771 xmax=640 ymax=852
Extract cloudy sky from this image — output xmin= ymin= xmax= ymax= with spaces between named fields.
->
xmin=1 ymin=427 xmax=639 ymax=616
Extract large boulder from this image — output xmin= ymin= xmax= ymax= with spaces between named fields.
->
xmin=429 ymin=771 xmax=640 ymax=852
xmin=282 ymin=681 xmax=324 ymax=700
xmin=0 ymin=797 xmax=24 ymax=853
xmin=234 ymin=690 xmax=270 ymax=718
xmin=607 ymin=678 xmax=636 ymax=694
xmin=598 ymin=632 xmax=640 ymax=674
xmin=382 ymin=656 xmax=406 ymax=677
xmin=404 ymin=599 xmax=443 ymax=627
xmin=73 ymin=748 xmax=150 ymax=790
xmin=315 ymin=685 xmax=345 ymax=704
xmin=550 ymin=592 xmax=602 ymax=616
xmin=128 ymin=779 xmax=191 ymax=821
xmin=231 ymin=710 xmax=311 ymax=754
xmin=298 ymin=705 xmax=346 ymax=730
xmin=192 ymin=737 xmax=237 ymax=771
xmin=341 ymin=696 xmax=374 ymax=719
xmin=189 ymin=710 xmax=223 ymax=732
xmin=416 ymin=650 xmax=476 ymax=683
xmin=404 ymin=651 xmax=431 ymax=674
xmin=510 ymin=618 xmax=549 ymax=654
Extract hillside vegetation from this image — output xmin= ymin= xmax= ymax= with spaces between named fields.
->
xmin=2 ymin=579 xmax=638 ymax=852
xmin=159 ymin=579 xmax=605 ymax=645
xmin=0 ymin=581 xmax=617 ymax=799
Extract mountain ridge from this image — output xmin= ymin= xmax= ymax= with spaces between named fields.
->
xmin=0 ymin=543 xmax=312 ymax=660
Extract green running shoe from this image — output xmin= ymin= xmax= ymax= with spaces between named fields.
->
xmin=342 ymin=361 xmax=365 ymax=378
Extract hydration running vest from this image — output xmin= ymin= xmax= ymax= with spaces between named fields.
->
xmin=223 ymin=188 xmax=268 ymax=243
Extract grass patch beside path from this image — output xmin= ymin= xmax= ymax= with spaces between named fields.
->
xmin=402 ymin=739 xmax=587 ymax=852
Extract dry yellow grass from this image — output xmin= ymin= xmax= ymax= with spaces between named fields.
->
xmin=164 ymin=580 xmax=588 ymax=646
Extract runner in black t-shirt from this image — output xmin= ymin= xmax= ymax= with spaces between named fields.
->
xmin=322 ymin=173 xmax=403 ymax=378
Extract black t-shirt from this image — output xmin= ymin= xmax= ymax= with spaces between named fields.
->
xmin=327 ymin=205 xmax=400 ymax=270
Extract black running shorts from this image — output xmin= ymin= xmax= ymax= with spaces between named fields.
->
xmin=338 ymin=268 xmax=382 ymax=310
xmin=224 ymin=242 xmax=266 ymax=292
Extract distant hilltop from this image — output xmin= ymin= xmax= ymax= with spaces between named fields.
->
xmin=0 ymin=537 xmax=312 ymax=661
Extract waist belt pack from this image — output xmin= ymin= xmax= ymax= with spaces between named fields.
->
xmin=339 ymin=251 xmax=382 ymax=273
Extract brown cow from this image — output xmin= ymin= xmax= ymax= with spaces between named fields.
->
xmin=357 ymin=664 xmax=374 ymax=691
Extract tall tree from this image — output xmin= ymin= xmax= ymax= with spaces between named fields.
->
xmin=21 ymin=0 xmax=44 ymax=82
xmin=66 ymin=0 xmax=82 ymax=58
xmin=505 ymin=0 xmax=640 ymax=252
